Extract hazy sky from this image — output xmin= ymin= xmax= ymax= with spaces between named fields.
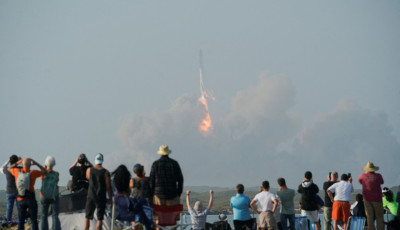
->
xmin=1 ymin=1 xmax=399 ymax=190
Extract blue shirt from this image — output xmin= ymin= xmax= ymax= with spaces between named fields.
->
xmin=230 ymin=194 xmax=251 ymax=221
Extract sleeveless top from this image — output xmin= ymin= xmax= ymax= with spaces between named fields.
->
xmin=5 ymin=169 xmax=18 ymax=194
xmin=87 ymin=168 xmax=107 ymax=202
xmin=130 ymin=177 xmax=151 ymax=201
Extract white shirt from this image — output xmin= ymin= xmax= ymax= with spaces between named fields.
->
xmin=328 ymin=180 xmax=353 ymax=201
xmin=252 ymin=191 xmax=276 ymax=212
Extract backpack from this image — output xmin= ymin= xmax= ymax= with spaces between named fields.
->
xmin=41 ymin=172 xmax=58 ymax=201
xmin=16 ymin=169 xmax=30 ymax=197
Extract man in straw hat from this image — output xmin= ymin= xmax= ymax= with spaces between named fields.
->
xmin=150 ymin=145 xmax=183 ymax=206
xmin=358 ymin=161 xmax=384 ymax=230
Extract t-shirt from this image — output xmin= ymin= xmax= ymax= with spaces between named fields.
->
xmin=252 ymin=191 xmax=276 ymax=212
xmin=9 ymin=168 xmax=44 ymax=201
xmin=327 ymin=180 xmax=353 ymax=201
xmin=69 ymin=165 xmax=89 ymax=191
xmin=383 ymin=194 xmax=398 ymax=216
xmin=189 ymin=207 xmax=210 ymax=229
xmin=323 ymin=181 xmax=337 ymax=207
xmin=358 ymin=172 xmax=384 ymax=202
xmin=0 ymin=161 xmax=18 ymax=194
xmin=230 ymin=194 xmax=251 ymax=221
xmin=276 ymin=189 xmax=295 ymax=214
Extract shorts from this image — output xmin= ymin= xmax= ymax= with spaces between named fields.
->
xmin=233 ymin=219 xmax=254 ymax=230
xmin=301 ymin=209 xmax=320 ymax=223
xmin=332 ymin=201 xmax=351 ymax=222
xmin=153 ymin=195 xmax=180 ymax=206
xmin=85 ymin=198 xmax=106 ymax=220
xmin=258 ymin=211 xmax=276 ymax=229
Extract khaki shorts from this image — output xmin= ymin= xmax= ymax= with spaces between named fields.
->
xmin=258 ymin=211 xmax=276 ymax=229
xmin=301 ymin=209 xmax=320 ymax=223
xmin=153 ymin=195 xmax=181 ymax=206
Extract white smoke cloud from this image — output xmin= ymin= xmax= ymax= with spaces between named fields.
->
xmin=115 ymin=75 xmax=400 ymax=188
xmin=293 ymin=97 xmax=400 ymax=187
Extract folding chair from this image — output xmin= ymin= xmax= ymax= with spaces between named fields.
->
xmin=153 ymin=204 xmax=183 ymax=230
xmin=346 ymin=216 xmax=365 ymax=230
xmin=294 ymin=216 xmax=308 ymax=230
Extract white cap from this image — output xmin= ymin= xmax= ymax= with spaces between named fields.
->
xmin=45 ymin=156 xmax=56 ymax=168
xmin=95 ymin=153 xmax=103 ymax=165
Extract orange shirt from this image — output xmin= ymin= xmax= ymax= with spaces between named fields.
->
xmin=9 ymin=167 xmax=44 ymax=200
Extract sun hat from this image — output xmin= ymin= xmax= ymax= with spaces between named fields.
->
xmin=95 ymin=153 xmax=104 ymax=165
xmin=157 ymin=145 xmax=171 ymax=155
xmin=44 ymin=156 xmax=56 ymax=168
xmin=362 ymin=161 xmax=379 ymax=172
xmin=133 ymin=163 xmax=144 ymax=172
xmin=219 ymin=213 xmax=227 ymax=221
xmin=194 ymin=201 xmax=203 ymax=213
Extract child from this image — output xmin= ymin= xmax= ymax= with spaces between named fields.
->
xmin=186 ymin=189 xmax=214 ymax=230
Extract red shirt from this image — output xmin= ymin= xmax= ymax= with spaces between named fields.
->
xmin=9 ymin=167 xmax=44 ymax=201
xmin=358 ymin=172 xmax=384 ymax=202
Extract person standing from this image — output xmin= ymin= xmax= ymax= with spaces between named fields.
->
xmin=84 ymin=153 xmax=113 ymax=230
xmin=230 ymin=184 xmax=252 ymax=230
xmin=0 ymin=155 xmax=20 ymax=224
xmin=298 ymin=171 xmax=321 ymax=230
xmin=327 ymin=174 xmax=354 ymax=230
xmin=358 ymin=161 xmax=384 ymax=230
xmin=69 ymin=153 xmax=92 ymax=192
xmin=276 ymin=178 xmax=295 ymax=230
xmin=323 ymin=171 xmax=338 ymax=230
xmin=8 ymin=158 xmax=46 ymax=230
xmin=150 ymin=145 xmax=184 ymax=206
xmin=130 ymin=163 xmax=152 ymax=205
xmin=250 ymin=181 xmax=278 ymax=230
xmin=186 ymin=189 xmax=214 ymax=230
xmin=382 ymin=187 xmax=398 ymax=217
xmin=40 ymin=156 xmax=61 ymax=230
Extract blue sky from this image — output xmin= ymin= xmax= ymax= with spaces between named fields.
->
xmin=1 ymin=1 xmax=399 ymax=189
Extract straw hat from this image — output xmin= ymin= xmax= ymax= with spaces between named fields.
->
xmin=157 ymin=145 xmax=171 ymax=155
xmin=362 ymin=161 xmax=379 ymax=172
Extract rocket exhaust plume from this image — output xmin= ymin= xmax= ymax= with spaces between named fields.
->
xmin=198 ymin=50 xmax=214 ymax=132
